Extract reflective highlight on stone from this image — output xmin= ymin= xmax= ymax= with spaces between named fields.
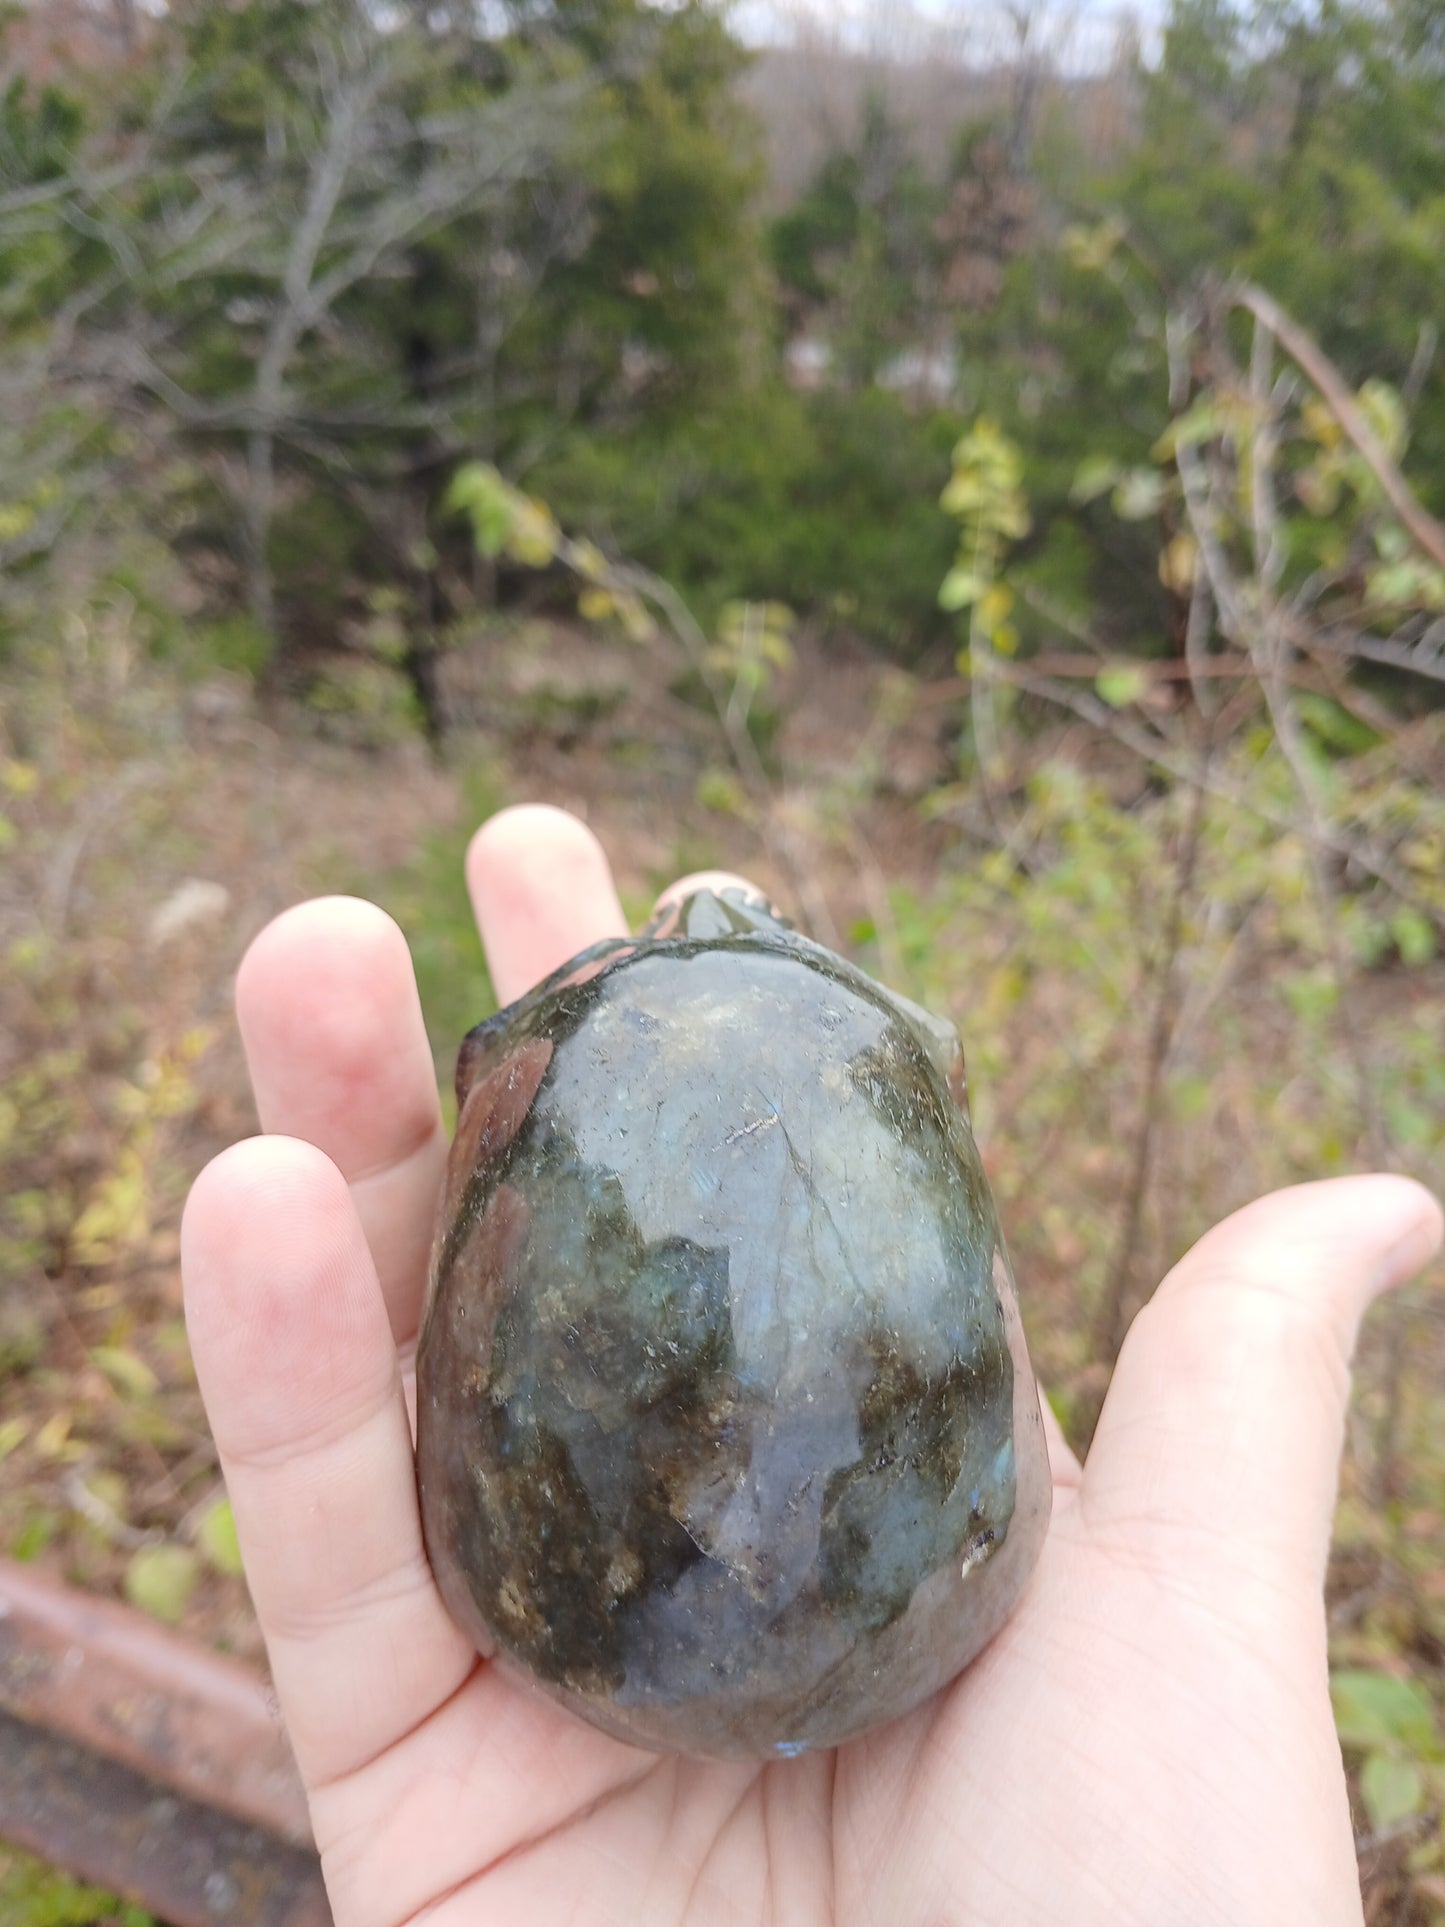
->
xmin=416 ymin=891 xmax=1050 ymax=1758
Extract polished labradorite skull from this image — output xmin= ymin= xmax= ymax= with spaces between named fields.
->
xmin=416 ymin=891 xmax=1050 ymax=1759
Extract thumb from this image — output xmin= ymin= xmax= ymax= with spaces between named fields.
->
xmin=1082 ymin=1176 xmax=1441 ymax=1595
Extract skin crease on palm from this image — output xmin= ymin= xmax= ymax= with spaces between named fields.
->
xmin=179 ymin=804 xmax=1443 ymax=1927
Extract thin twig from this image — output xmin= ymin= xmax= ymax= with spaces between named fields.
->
xmin=990 ymin=665 xmax=1442 ymax=931
xmin=1229 ymin=283 xmax=1445 ymax=574
xmin=1092 ymin=771 xmax=1209 ymax=1366
xmin=1239 ymin=312 xmax=1392 ymax=1170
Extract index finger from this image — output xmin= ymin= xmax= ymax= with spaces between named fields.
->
xmin=181 ymin=1136 xmax=476 ymax=1792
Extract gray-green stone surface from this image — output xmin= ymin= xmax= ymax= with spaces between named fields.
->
xmin=416 ymin=891 xmax=1050 ymax=1758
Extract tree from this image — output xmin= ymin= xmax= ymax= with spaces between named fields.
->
xmin=2 ymin=0 xmax=764 ymax=664
xmin=0 ymin=50 xmax=128 ymax=597
xmin=768 ymin=90 xmax=942 ymax=387
xmin=102 ymin=0 xmax=584 ymax=638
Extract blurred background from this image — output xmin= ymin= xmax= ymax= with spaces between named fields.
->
xmin=1 ymin=0 xmax=1443 ymax=1918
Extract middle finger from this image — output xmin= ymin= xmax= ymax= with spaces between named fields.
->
xmin=237 ymin=894 xmax=448 ymax=1352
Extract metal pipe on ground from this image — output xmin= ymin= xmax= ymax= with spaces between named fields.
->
xmin=0 ymin=1558 xmax=330 ymax=1927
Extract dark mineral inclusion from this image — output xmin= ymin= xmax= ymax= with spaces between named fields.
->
xmin=416 ymin=890 xmax=1050 ymax=1759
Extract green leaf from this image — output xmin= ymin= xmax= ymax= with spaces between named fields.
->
xmin=1070 ymin=456 xmax=1120 ymax=506
xmin=1391 ymin=908 xmax=1437 ymax=967
xmin=695 ymin=769 xmax=751 ymax=819
xmin=615 ymin=592 xmax=657 ymax=643
xmin=11 ymin=1509 xmax=58 ymax=1562
xmin=1095 ymin=665 xmax=1149 ymax=708
xmin=939 ymin=474 xmax=987 ymax=516
xmin=0 ymin=500 xmax=38 ymax=542
xmin=90 ymin=1346 xmax=158 ymax=1401
xmin=441 ymin=462 xmax=488 ymax=515
xmin=577 ymin=586 xmax=617 ymax=623
xmin=1296 ymin=464 xmax=1342 ymax=517
xmin=195 ymin=1497 xmax=244 ymax=1578
xmin=124 ymin=1544 xmax=200 ymax=1625
xmin=1169 ymin=1074 xmax=1211 ymax=1122
xmin=1111 ymin=469 xmax=1165 ymax=520
xmin=1331 ymin=1670 xmax=1438 ymax=1752
xmin=1360 ymin=1752 xmax=1424 ymax=1831
xmin=939 ymin=568 xmax=985 ymax=611
xmin=1358 ymin=379 xmax=1407 ymax=462
xmin=1283 ymin=969 xmax=1340 ymax=1024
xmin=1294 ymin=693 xmax=1381 ymax=757
xmin=1152 ymin=397 xmax=1222 ymax=460
xmin=1367 ymin=559 xmax=1430 ymax=606
xmin=443 ymin=462 xmax=517 ymax=558
xmin=991 ymin=498 xmax=1032 ymax=541
xmin=571 ymin=538 xmax=610 ymax=583
xmin=1062 ymin=218 xmax=1124 ymax=271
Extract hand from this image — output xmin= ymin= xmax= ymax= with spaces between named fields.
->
xmin=181 ymin=805 xmax=1442 ymax=1927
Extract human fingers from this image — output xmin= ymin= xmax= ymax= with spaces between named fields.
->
xmin=466 ymin=805 xmax=628 ymax=1005
xmin=181 ymin=1136 xmax=475 ymax=1793
xmin=236 ymin=897 xmax=447 ymax=1352
xmin=1084 ymin=1174 xmax=1442 ymax=1593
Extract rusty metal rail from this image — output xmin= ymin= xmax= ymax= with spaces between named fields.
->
xmin=0 ymin=1559 xmax=331 ymax=1926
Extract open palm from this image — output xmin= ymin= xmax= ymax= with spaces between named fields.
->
xmin=182 ymin=806 xmax=1441 ymax=1927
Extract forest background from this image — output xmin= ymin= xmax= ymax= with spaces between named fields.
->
xmin=2 ymin=0 xmax=1444 ymax=1918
